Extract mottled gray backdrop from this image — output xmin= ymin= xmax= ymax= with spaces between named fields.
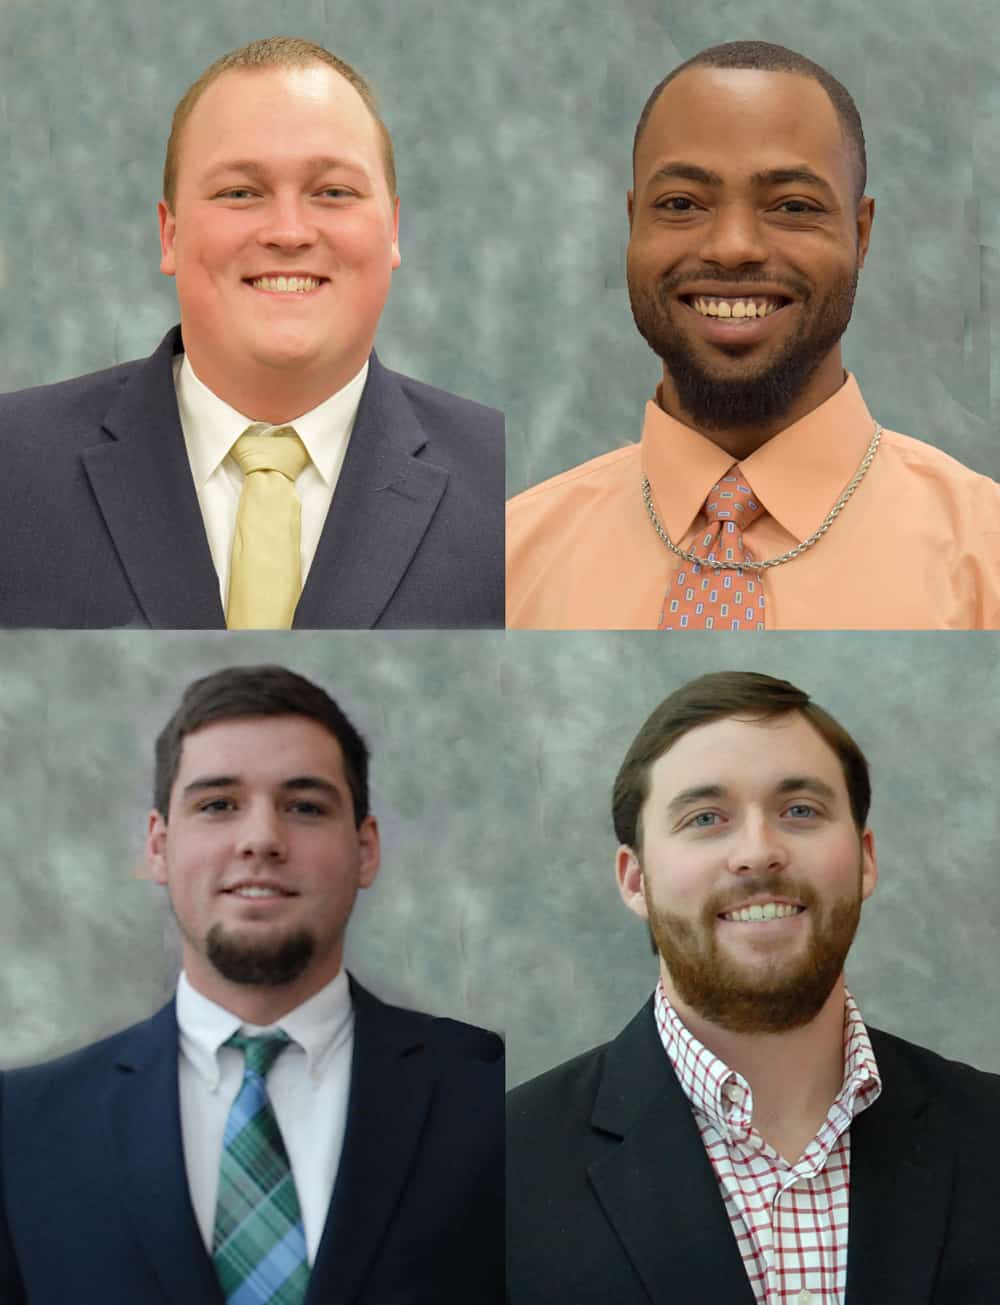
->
xmin=2 ymin=0 xmax=997 ymax=488
xmin=0 ymin=632 xmax=997 ymax=1089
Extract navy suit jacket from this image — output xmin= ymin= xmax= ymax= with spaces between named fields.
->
xmin=1 ymin=977 xmax=503 ymax=1304
xmin=507 ymin=998 xmax=1000 ymax=1304
xmin=0 ymin=328 xmax=504 ymax=628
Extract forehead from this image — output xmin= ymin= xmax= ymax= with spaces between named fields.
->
xmin=179 ymin=64 xmax=383 ymax=178
xmin=173 ymin=715 xmax=347 ymax=787
xmin=636 ymin=66 xmax=854 ymax=197
xmin=647 ymin=712 xmax=847 ymax=799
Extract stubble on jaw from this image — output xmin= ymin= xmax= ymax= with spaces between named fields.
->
xmin=644 ymin=863 xmax=864 ymax=1034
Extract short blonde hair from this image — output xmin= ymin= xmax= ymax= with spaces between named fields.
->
xmin=162 ymin=36 xmax=396 ymax=209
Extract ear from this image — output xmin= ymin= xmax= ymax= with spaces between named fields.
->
xmin=616 ymin=844 xmax=649 ymax=920
xmin=390 ymin=195 xmax=401 ymax=271
xmin=146 ymin=809 xmax=169 ymax=884
xmin=357 ymin=814 xmax=381 ymax=889
xmin=855 ymin=194 xmax=874 ymax=269
xmin=859 ymin=827 xmax=878 ymax=902
xmin=626 ymin=188 xmax=635 ymax=230
xmin=158 ymin=201 xmax=177 ymax=277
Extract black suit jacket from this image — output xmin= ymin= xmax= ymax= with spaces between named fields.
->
xmin=0 ymin=328 xmax=504 ymax=627
xmin=1 ymin=977 xmax=503 ymax=1304
xmin=507 ymin=999 xmax=1000 ymax=1304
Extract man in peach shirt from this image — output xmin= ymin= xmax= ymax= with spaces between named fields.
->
xmin=506 ymin=41 xmax=1000 ymax=630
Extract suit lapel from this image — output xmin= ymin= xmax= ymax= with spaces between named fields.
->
xmin=306 ymin=979 xmax=438 ymax=1305
xmin=845 ymin=1029 xmax=954 ymax=1305
xmin=81 ymin=327 xmax=225 ymax=628
xmin=105 ymin=1001 xmax=223 ymax=1304
xmin=586 ymin=1003 xmax=757 ymax=1305
xmin=293 ymin=355 xmax=449 ymax=628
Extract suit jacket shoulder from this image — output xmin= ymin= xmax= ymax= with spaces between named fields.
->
xmin=352 ymin=977 xmax=504 ymax=1064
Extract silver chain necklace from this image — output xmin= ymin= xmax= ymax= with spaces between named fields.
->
xmin=641 ymin=422 xmax=882 ymax=573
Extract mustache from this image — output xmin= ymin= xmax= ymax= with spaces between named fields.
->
xmin=658 ymin=270 xmax=811 ymax=299
xmin=705 ymin=876 xmax=820 ymax=918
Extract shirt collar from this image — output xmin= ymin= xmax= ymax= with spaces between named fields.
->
xmin=640 ymin=373 xmax=878 ymax=545
xmin=174 ymin=352 xmax=369 ymax=488
xmin=653 ymin=979 xmax=882 ymax=1142
xmin=176 ymin=968 xmax=354 ymax=1089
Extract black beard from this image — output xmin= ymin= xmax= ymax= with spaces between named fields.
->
xmin=645 ymin=863 xmax=863 ymax=1034
xmin=204 ymin=923 xmax=315 ymax=987
xmin=627 ymin=267 xmax=858 ymax=432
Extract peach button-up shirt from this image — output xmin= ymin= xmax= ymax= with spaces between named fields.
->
xmin=506 ymin=375 xmax=1000 ymax=629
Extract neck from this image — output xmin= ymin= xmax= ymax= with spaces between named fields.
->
xmin=184 ymin=951 xmax=344 ymax=1026
xmin=664 ymin=969 xmax=848 ymax=1160
xmin=657 ymin=352 xmax=847 ymax=461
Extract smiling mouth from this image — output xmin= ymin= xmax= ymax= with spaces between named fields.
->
xmin=719 ymin=902 xmax=806 ymax=923
xmin=222 ymin=884 xmax=298 ymax=899
xmin=680 ymin=294 xmax=793 ymax=320
xmin=245 ymin=275 xmax=328 ymax=294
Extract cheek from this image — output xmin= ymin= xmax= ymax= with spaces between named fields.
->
xmin=329 ymin=213 xmax=396 ymax=269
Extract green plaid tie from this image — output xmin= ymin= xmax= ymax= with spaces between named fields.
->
xmin=212 ymin=1031 xmax=310 ymax=1304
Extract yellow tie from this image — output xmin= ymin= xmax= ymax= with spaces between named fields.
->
xmin=226 ymin=424 xmax=311 ymax=630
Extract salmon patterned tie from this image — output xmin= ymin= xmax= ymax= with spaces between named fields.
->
xmin=658 ymin=466 xmax=767 ymax=631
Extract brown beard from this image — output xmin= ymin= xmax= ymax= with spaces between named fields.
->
xmin=644 ymin=858 xmax=864 ymax=1033
xmin=204 ymin=923 xmax=315 ymax=987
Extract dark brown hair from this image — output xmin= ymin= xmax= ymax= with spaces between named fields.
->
xmin=633 ymin=40 xmax=867 ymax=203
xmin=163 ymin=35 xmax=396 ymax=209
xmin=154 ymin=665 xmax=369 ymax=825
xmin=612 ymin=671 xmax=870 ymax=847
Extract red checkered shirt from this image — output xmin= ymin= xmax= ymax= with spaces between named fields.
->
xmin=654 ymin=981 xmax=881 ymax=1305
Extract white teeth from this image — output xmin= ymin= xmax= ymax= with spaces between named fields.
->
xmin=250 ymin=275 xmax=321 ymax=293
xmin=691 ymin=296 xmax=783 ymax=319
xmin=232 ymin=886 xmax=284 ymax=898
xmin=722 ymin=902 xmax=803 ymax=923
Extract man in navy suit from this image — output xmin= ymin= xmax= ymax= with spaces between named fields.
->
xmin=1 ymin=665 xmax=503 ymax=1303
xmin=0 ymin=37 xmax=503 ymax=629
xmin=507 ymin=671 xmax=1000 ymax=1303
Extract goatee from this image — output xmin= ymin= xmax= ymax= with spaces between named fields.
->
xmin=628 ymin=267 xmax=858 ymax=432
xmin=205 ymin=923 xmax=315 ymax=987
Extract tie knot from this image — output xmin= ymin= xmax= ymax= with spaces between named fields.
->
xmin=227 ymin=1030 xmax=292 ymax=1079
xmin=231 ymin=425 xmax=310 ymax=481
xmin=703 ymin=467 xmax=764 ymax=527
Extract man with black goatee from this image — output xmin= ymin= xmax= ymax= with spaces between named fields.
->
xmin=1 ymin=665 xmax=502 ymax=1305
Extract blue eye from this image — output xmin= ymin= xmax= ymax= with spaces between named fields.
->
xmin=688 ymin=812 xmax=719 ymax=828
xmin=786 ymin=803 xmax=817 ymax=818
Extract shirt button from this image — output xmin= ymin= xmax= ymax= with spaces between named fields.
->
xmin=797 ymin=1291 xmax=812 ymax=1305
xmin=726 ymin=1083 xmax=742 ymax=1102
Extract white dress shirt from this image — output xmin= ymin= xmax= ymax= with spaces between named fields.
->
xmin=172 ymin=353 xmax=368 ymax=604
xmin=176 ymin=968 xmax=354 ymax=1263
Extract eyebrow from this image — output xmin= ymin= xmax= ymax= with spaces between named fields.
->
xmin=202 ymin=156 xmax=369 ymax=182
xmin=650 ymin=161 xmax=835 ymax=198
xmin=182 ymin=775 xmax=343 ymax=802
xmin=666 ymin=775 xmax=838 ymax=817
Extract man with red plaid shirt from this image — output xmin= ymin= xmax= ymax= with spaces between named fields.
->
xmin=507 ymin=671 xmax=1000 ymax=1304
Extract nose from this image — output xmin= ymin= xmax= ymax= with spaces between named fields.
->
xmin=255 ymin=192 xmax=318 ymax=251
xmin=235 ymin=803 xmax=287 ymax=861
xmin=697 ymin=200 xmax=768 ymax=269
xmin=726 ymin=812 xmax=789 ymax=876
